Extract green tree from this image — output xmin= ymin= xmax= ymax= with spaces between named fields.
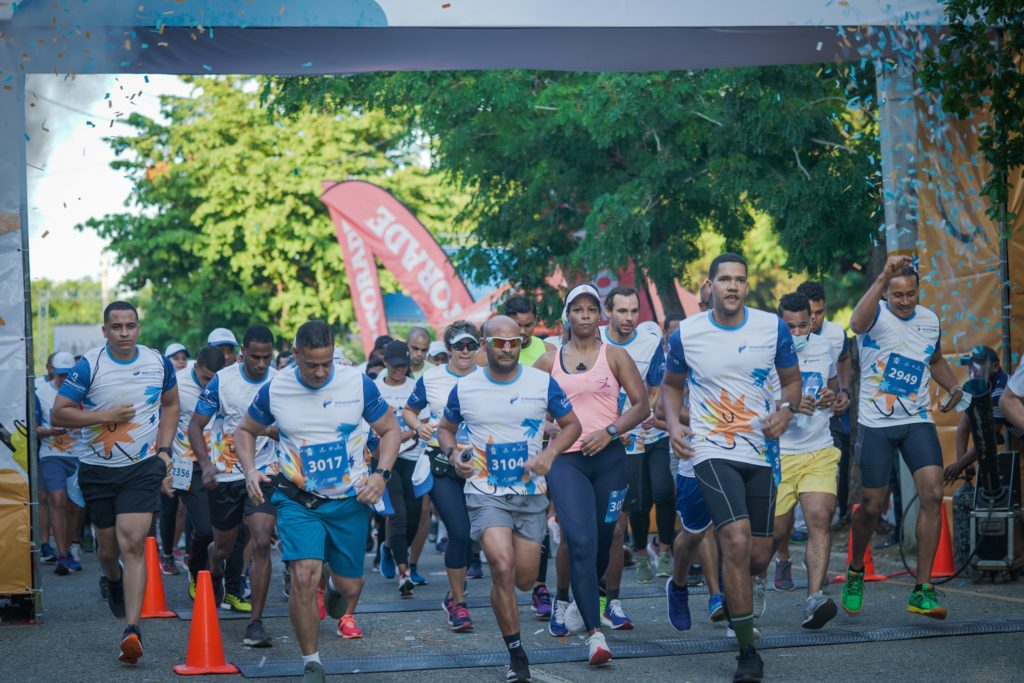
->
xmin=82 ymin=77 xmax=464 ymax=354
xmin=922 ymin=0 xmax=1024 ymax=227
xmin=265 ymin=66 xmax=879 ymax=319
xmin=30 ymin=277 xmax=104 ymax=370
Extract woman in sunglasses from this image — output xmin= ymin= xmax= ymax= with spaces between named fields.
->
xmin=403 ymin=320 xmax=482 ymax=633
xmin=534 ymin=283 xmax=650 ymax=665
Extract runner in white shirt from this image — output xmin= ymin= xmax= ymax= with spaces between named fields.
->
xmin=403 ymin=321 xmax=481 ymax=632
xmin=234 ymin=320 xmax=401 ymax=683
xmin=52 ymin=301 xmax=179 ymax=666
xmin=769 ymin=293 xmax=841 ymax=629
xmin=440 ymin=315 xmax=581 ymax=683
xmin=189 ymin=325 xmax=278 ymax=646
xmin=661 ymin=254 xmax=801 ymax=683
xmin=374 ymin=340 xmax=428 ymax=597
xmin=842 ymin=256 xmax=964 ymax=621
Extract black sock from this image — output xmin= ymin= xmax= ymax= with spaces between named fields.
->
xmin=606 ymin=588 xmax=620 ymax=601
xmin=503 ymin=632 xmax=526 ymax=658
xmin=849 ymin=563 xmax=864 ymax=573
xmin=122 ymin=624 xmax=141 ymax=639
xmin=914 ymin=583 xmax=923 ymax=592
xmin=556 ymin=587 xmax=570 ymax=603
xmin=671 ymin=580 xmax=687 ymax=592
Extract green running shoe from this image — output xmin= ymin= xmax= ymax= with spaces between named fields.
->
xmin=840 ymin=567 xmax=865 ymax=615
xmin=635 ymin=555 xmax=654 ymax=584
xmin=656 ymin=550 xmax=673 ymax=578
xmin=907 ymin=583 xmax=947 ymax=620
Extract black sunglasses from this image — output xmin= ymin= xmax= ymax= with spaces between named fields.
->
xmin=451 ymin=341 xmax=479 ymax=352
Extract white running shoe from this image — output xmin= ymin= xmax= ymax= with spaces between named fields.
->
xmin=586 ymin=631 xmax=613 ymax=666
xmin=753 ymin=576 xmax=768 ymax=619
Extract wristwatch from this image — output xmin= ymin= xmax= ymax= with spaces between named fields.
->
xmin=605 ymin=424 xmax=619 ymax=438
xmin=780 ymin=402 xmax=799 ymax=414
xmin=157 ymin=446 xmax=172 ymax=456
xmin=374 ymin=467 xmax=392 ymax=482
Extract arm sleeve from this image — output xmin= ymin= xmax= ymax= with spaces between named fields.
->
xmin=406 ymin=377 xmax=428 ymax=411
xmin=646 ymin=344 xmax=666 ymax=386
xmin=664 ymin=329 xmax=688 ymax=375
xmin=195 ymin=375 xmax=222 ymax=417
xmin=775 ymin=318 xmax=798 ymax=369
xmin=546 ymin=377 xmax=573 ymax=419
xmin=247 ymin=383 xmax=275 ymax=426
xmin=443 ymin=385 xmax=463 ymax=425
xmin=162 ymin=356 xmax=177 ymax=391
xmin=361 ymin=375 xmax=389 ymax=423
xmin=58 ymin=357 xmax=92 ymax=403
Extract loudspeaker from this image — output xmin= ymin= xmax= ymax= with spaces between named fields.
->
xmin=973 ymin=451 xmax=1021 ymax=511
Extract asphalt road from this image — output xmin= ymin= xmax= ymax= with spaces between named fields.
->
xmin=3 ymin=534 xmax=1022 ymax=682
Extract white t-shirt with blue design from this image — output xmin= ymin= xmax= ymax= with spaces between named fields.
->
xmin=601 ymin=325 xmax=667 ymax=453
xmin=769 ymin=333 xmax=838 ymax=455
xmin=173 ymin=367 xmax=209 ymax=462
xmin=665 ymin=308 xmax=798 ymax=469
xmin=248 ymin=365 xmax=389 ymax=499
xmin=444 ymin=365 xmax=573 ymax=497
xmin=374 ymin=374 xmax=425 ymax=462
xmin=196 ymin=364 xmax=277 ymax=482
xmin=59 ymin=345 xmax=176 ymax=468
xmin=36 ymin=381 xmax=80 ymax=459
xmin=406 ymin=364 xmax=474 ymax=448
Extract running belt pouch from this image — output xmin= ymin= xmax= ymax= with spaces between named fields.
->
xmin=428 ymin=445 xmax=455 ymax=479
xmin=272 ymin=472 xmax=328 ymax=510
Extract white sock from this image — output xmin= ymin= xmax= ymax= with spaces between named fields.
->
xmin=302 ymin=652 xmax=321 ymax=665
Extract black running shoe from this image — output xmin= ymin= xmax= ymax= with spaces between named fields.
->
xmin=734 ymin=644 xmax=764 ymax=683
xmin=107 ymin=578 xmax=126 ymax=619
xmin=506 ymin=654 xmax=531 ymax=682
xmin=243 ymin=619 xmax=273 ymax=647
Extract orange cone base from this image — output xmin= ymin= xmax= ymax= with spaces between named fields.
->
xmin=143 ymin=609 xmax=176 ymax=618
xmin=173 ymin=663 xmax=240 ymax=676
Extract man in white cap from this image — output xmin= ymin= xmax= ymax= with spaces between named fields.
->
xmin=208 ymin=328 xmax=239 ymax=365
xmin=427 ymin=340 xmax=448 ymax=366
xmin=164 ymin=343 xmax=190 ymax=372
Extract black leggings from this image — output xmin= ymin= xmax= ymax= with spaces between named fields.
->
xmin=547 ymin=442 xmax=628 ymax=631
xmin=386 ymin=457 xmax=423 ymax=567
xmin=429 ymin=472 xmax=472 ymax=570
xmin=626 ymin=436 xmax=677 ymax=549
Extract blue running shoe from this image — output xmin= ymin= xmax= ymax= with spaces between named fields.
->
xmin=380 ymin=545 xmax=396 ymax=579
xmin=409 ymin=563 xmax=429 ymax=586
xmin=666 ymin=578 xmax=691 ymax=631
xmin=708 ymin=593 xmax=726 ymax=622
xmin=548 ymin=599 xmax=570 ymax=637
xmin=65 ymin=553 xmax=82 ymax=572
xmin=602 ymin=598 xmax=634 ymax=630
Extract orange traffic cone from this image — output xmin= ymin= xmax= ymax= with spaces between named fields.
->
xmin=142 ymin=536 xmax=176 ymax=618
xmin=173 ymin=570 xmax=239 ymax=675
xmin=931 ymin=503 xmax=956 ymax=579
xmin=838 ymin=504 xmax=888 ymax=582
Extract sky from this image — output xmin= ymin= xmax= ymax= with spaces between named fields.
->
xmin=26 ymin=73 xmax=191 ymax=285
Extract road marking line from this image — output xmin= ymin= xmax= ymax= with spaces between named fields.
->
xmin=531 ymin=668 xmax=579 ymax=683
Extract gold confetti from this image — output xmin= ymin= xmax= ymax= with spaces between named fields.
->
xmin=852 ymin=262 xmax=862 ymax=271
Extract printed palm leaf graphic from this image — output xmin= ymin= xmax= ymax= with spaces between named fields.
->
xmin=50 ymin=432 xmax=75 ymax=453
xmin=143 ymin=385 xmax=162 ymax=405
xmin=521 ymin=418 xmax=542 ymax=439
xmin=92 ymin=421 xmax=140 ymax=457
xmin=704 ymin=389 xmax=758 ymax=447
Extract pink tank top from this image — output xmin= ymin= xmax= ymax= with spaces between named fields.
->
xmin=551 ymin=343 xmax=621 ymax=452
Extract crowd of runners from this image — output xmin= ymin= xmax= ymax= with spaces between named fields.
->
xmin=33 ymin=251 xmax=1024 ymax=682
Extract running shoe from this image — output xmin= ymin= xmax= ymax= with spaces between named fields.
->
xmin=65 ymin=553 xmax=82 ymax=572
xmin=564 ymin=600 xmax=585 ymax=633
xmin=773 ymin=559 xmax=794 ymax=591
xmin=160 ymin=554 xmax=180 ymax=576
xmin=243 ymin=619 xmax=273 ymax=647
xmin=81 ymin=533 xmax=95 ymax=553
xmin=107 ymin=577 xmax=126 ymax=618
xmin=212 ymin=574 xmax=225 ymax=610
xmin=687 ymin=563 xmax=705 ymax=587
xmin=601 ymin=598 xmax=633 ymax=630
xmin=531 ymin=585 xmax=552 ymax=619
xmin=666 ymin=579 xmax=691 ymax=631
xmin=303 ymin=661 xmax=327 ymax=683
xmin=54 ymin=553 xmax=70 ymax=576
xmin=586 ymin=631 xmax=613 ymax=666
xmin=907 ymin=583 xmax=947 ymax=620
xmin=733 ymin=644 xmax=763 ymax=683
xmin=435 ymin=537 xmax=449 ymax=554
xmin=409 ymin=563 xmax=429 ymax=586
xmin=634 ymin=555 xmax=654 ymax=584
xmin=752 ymin=576 xmax=767 ymax=619
xmin=99 ymin=575 xmax=109 ymax=600
xmin=443 ymin=590 xmax=455 ymax=615
xmin=398 ymin=571 xmax=415 ymax=598
xmin=726 ymin=623 xmax=762 ymax=640
xmin=840 ymin=566 xmax=865 ymax=615
xmin=380 ymin=545 xmax=396 ymax=579
xmin=70 ymin=543 xmax=82 ymax=565
xmin=316 ymin=587 xmax=326 ymax=621
xmin=118 ymin=625 xmax=143 ymax=665
xmin=656 ymin=549 xmax=673 ymax=578
xmin=337 ymin=614 xmax=363 ymax=639
xmin=467 ymin=557 xmax=484 ymax=579
xmin=708 ymin=593 xmax=726 ymax=622
xmin=240 ymin=574 xmax=252 ymax=599
xmin=790 ymin=529 xmax=809 ymax=543
xmin=325 ymin=579 xmax=347 ymax=619
xmin=802 ymin=591 xmax=837 ymax=629
xmin=447 ymin=601 xmax=473 ymax=632
xmin=188 ymin=576 xmax=197 ymax=601
xmin=224 ymin=592 xmax=252 ymax=613
xmin=506 ymin=653 xmax=531 ymax=682
xmin=548 ymin=599 xmax=571 ymax=636
xmin=40 ymin=543 xmax=56 ymax=564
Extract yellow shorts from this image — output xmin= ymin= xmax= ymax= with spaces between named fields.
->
xmin=775 ymin=446 xmax=840 ymax=515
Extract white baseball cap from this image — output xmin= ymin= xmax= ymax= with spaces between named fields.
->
xmin=52 ymin=351 xmax=76 ymax=374
xmin=428 ymin=340 xmax=447 ymax=357
xmin=164 ymin=342 xmax=188 ymax=358
xmin=562 ymin=283 xmax=601 ymax=322
xmin=333 ymin=346 xmax=353 ymax=366
xmin=207 ymin=328 xmax=238 ymax=347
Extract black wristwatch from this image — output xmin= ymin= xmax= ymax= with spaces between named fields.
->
xmin=374 ymin=467 xmax=392 ymax=482
xmin=606 ymin=424 xmax=619 ymax=439
xmin=157 ymin=446 xmax=172 ymax=457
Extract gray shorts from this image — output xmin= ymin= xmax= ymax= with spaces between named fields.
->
xmin=466 ymin=493 xmax=548 ymax=544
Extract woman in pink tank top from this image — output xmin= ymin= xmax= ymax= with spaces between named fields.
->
xmin=534 ymin=283 xmax=649 ymax=666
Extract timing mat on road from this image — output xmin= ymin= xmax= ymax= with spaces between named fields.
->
xmin=237 ymin=616 xmax=1024 ymax=677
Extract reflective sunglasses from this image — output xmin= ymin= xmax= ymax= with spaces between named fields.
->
xmin=484 ymin=336 xmax=523 ymax=349
xmin=451 ymin=340 xmax=479 ymax=352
